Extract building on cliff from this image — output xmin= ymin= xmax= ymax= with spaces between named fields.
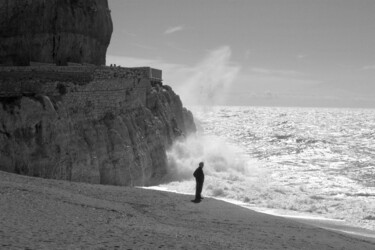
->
xmin=0 ymin=0 xmax=196 ymax=186
xmin=129 ymin=67 xmax=163 ymax=85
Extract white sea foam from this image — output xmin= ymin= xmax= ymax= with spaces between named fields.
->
xmin=157 ymin=106 xmax=375 ymax=231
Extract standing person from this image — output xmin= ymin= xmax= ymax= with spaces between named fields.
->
xmin=193 ymin=162 xmax=205 ymax=202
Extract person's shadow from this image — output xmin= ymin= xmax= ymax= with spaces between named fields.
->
xmin=191 ymin=199 xmax=201 ymax=203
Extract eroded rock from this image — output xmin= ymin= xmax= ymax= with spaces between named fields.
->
xmin=0 ymin=0 xmax=113 ymax=66
xmin=0 ymin=67 xmax=196 ymax=186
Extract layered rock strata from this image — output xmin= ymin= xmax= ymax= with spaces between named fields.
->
xmin=0 ymin=66 xmax=196 ymax=186
xmin=0 ymin=0 xmax=113 ymax=66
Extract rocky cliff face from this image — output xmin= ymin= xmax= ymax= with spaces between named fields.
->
xmin=0 ymin=0 xmax=112 ymax=66
xmin=0 ymin=0 xmax=195 ymax=186
xmin=0 ymin=67 xmax=196 ymax=186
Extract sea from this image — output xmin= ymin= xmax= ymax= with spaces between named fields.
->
xmin=151 ymin=106 xmax=375 ymax=232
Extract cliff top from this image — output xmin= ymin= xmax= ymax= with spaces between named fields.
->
xmin=0 ymin=65 xmax=161 ymax=80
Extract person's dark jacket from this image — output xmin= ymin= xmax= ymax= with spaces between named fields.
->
xmin=193 ymin=167 xmax=204 ymax=183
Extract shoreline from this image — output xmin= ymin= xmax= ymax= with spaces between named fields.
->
xmin=143 ymin=186 xmax=375 ymax=240
xmin=2 ymin=171 xmax=375 ymax=249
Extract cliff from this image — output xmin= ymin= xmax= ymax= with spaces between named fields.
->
xmin=0 ymin=0 xmax=113 ymax=66
xmin=0 ymin=66 xmax=196 ymax=186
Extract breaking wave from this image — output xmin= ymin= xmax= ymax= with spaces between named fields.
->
xmin=150 ymin=106 xmax=375 ymax=232
xmin=161 ymin=134 xmax=268 ymax=199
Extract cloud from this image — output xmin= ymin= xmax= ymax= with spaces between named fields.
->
xmin=250 ymin=67 xmax=304 ymax=77
xmin=120 ymin=30 xmax=137 ymax=37
xmin=131 ymin=43 xmax=156 ymax=50
xmin=362 ymin=65 xmax=375 ymax=70
xmin=164 ymin=26 xmax=184 ymax=35
xmin=165 ymin=41 xmax=189 ymax=52
xmin=244 ymin=49 xmax=251 ymax=60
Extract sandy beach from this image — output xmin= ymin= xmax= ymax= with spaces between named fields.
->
xmin=1 ymin=171 xmax=375 ymax=250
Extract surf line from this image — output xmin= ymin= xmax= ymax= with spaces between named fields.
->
xmin=139 ymin=186 xmax=375 ymax=239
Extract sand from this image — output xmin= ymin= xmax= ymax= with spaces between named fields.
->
xmin=1 ymin=171 xmax=375 ymax=250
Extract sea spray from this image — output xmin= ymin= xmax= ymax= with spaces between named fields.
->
xmin=152 ymin=106 xmax=375 ymax=231
xmin=161 ymin=133 xmax=269 ymax=202
xmin=175 ymin=46 xmax=240 ymax=106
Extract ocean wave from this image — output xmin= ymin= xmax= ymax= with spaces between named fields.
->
xmin=159 ymin=106 xmax=375 ymax=231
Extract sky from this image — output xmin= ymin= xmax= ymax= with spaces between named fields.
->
xmin=106 ymin=0 xmax=375 ymax=108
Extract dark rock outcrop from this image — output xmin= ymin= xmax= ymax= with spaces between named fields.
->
xmin=0 ymin=0 xmax=113 ymax=66
xmin=0 ymin=0 xmax=196 ymax=186
xmin=0 ymin=66 xmax=195 ymax=186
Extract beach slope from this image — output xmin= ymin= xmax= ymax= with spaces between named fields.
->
xmin=1 ymin=170 xmax=375 ymax=250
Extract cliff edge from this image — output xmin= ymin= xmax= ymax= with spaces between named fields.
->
xmin=0 ymin=0 xmax=195 ymax=186
xmin=0 ymin=66 xmax=196 ymax=186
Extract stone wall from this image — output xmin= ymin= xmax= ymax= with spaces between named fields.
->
xmin=0 ymin=66 xmax=155 ymax=119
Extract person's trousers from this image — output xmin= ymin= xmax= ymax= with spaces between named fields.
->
xmin=195 ymin=181 xmax=203 ymax=200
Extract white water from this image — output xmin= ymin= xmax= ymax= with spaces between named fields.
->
xmin=154 ymin=106 xmax=375 ymax=231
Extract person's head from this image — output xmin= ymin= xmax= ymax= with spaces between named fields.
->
xmin=199 ymin=162 xmax=204 ymax=168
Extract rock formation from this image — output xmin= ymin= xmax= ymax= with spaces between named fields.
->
xmin=0 ymin=0 xmax=196 ymax=186
xmin=0 ymin=66 xmax=196 ymax=186
xmin=0 ymin=0 xmax=113 ymax=66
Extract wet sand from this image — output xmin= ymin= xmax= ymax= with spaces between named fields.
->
xmin=1 ymin=171 xmax=375 ymax=250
